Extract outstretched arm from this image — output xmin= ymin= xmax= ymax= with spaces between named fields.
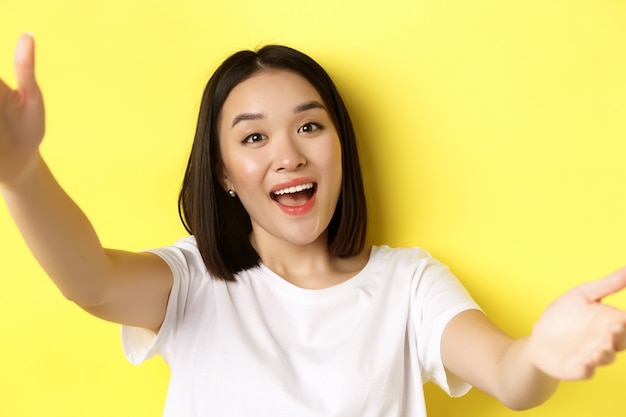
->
xmin=526 ymin=267 xmax=626 ymax=379
xmin=0 ymin=34 xmax=172 ymax=332
xmin=441 ymin=267 xmax=626 ymax=410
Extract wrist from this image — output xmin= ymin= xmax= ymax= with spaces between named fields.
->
xmin=0 ymin=152 xmax=44 ymax=195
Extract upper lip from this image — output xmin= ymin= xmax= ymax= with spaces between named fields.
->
xmin=270 ymin=178 xmax=317 ymax=195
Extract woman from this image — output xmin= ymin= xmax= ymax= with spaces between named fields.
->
xmin=1 ymin=34 xmax=626 ymax=416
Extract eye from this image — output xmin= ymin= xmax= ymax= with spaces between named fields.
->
xmin=298 ymin=122 xmax=322 ymax=134
xmin=241 ymin=133 xmax=266 ymax=144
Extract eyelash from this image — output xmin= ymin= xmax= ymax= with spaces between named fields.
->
xmin=298 ymin=122 xmax=323 ymax=133
xmin=241 ymin=133 xmax=267 ymax=144
xmin=240 ymin=123 xmax=323 ymax=144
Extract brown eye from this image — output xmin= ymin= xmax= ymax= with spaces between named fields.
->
xmin=242 ymin=133 xmax=266 ymax=144
xmin=298 ymin=122 xmax=322 ymax=133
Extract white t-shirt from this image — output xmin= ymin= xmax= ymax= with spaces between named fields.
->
xmin=122 ymin=236 xmax=481 ymax=417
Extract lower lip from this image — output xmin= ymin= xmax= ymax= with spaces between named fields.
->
xmin=274 ymin=192 xmax=317 ymax=215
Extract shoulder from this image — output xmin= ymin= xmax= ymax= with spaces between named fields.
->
xmin=368 ymin=244 xmax=465 ymax=295
xmin=149 ymin=235 xmax=202 ymax=262
xmin=369 ymin=244 xmax=435 ymax=270
xmin=144 ymin=235 xmax=212 ymax=285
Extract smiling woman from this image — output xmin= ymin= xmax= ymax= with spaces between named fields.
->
xmin=218 ymin=70 xmax=344 ymax=259
xmin=179 ymin=45 xmax=368 ymax=282
xmin=2 ymin=34 xmax=626 ymax=417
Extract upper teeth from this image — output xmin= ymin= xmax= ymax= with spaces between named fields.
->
xmin=273 ymin=183 xmax=314 ymax=196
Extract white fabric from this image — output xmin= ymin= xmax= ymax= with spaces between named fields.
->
xmin=122 ymin=236 xmax=481 ymax=417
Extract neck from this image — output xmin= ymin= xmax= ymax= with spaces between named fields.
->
xmin=250 ymin=231 xmax=369 ymax=290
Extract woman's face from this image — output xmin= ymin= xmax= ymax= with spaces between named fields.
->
xmin=218 ymin=70 xmax=343 ymax=250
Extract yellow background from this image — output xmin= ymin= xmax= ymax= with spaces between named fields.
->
xmin=1 ymin=0 xmax=626 ymax=416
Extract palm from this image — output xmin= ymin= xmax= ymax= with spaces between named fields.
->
xmin=0 ymin=34 xmax=45 ymax=186
xmin=528 ymin=268 xmax=626 ymax=380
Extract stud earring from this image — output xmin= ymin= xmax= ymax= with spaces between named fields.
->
xmin=227 ymin=189 xmax=237 ymax=198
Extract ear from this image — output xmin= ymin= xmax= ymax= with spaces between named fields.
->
xmin=214 ymin=161 xmax=233 ymax=192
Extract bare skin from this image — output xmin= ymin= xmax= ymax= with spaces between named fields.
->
xmin=2 ymin=34 xmax=626 ymax=411
xmin=443 ymin=269 xmax=626 ymax=409
xmin=217 ymin=69 xmax=370 ymax=290
xmin=0 ymin=35 xmax=173 ymax=333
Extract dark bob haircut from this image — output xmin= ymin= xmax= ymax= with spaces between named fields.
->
xmin=178 ymin=45 xmax=367 ymax=281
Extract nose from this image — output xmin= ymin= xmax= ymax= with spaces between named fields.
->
xmin=273 ymin=135 xmax=306 ymax=172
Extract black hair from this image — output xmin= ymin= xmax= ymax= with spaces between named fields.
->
xmin=178 ymin=45 xmax=367 ymax=281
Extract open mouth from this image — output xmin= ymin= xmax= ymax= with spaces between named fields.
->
xmin=271 ymin=182 xmax=317 ymax=207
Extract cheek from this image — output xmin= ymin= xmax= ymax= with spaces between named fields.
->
xmin=322 ymin=139 xmax=343 ymax=177
xmin=224 ymin=155 xmax=265 ymax=190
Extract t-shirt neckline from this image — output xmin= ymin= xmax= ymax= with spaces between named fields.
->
xmin=256 ymin=246 xmax=379 ymax=300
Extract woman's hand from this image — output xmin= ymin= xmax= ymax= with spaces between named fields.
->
xmin=528 ymin=267 xmax=626 ymax=380
xmin=0 ymin=33 xmax=45 ymax=188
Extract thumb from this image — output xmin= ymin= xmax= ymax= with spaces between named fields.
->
xmin=578 ymin=266 xmax=626 ymax=302
xmin=13 ymin=33 xmax=38 ymax=96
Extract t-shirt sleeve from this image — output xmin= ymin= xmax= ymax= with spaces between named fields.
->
xmin=121 ymin=238 xmax=195 ymax=365
xmin=410 ymin=254 xmax=482 ymax=397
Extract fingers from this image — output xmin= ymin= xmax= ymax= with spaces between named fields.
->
xmin=13 ymin=33 xmax=38 ymax=97
xmin=578 ymin=266 xmax=626 ymax=302
xmin=563 ymin=326 xmax=622 ymax=380
xmin=579 ymin=310 xmax=626 ymax=378
xmin=612 ymin=320 xmax=626 ymax=351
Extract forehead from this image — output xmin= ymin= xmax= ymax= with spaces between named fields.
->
xmin=221 ymin=70 xmax=323 ymax=117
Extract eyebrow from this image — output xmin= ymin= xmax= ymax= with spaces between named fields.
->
xmin=294 ymin=100 xmax=326 ymax=114
xmin=231 ymin=112 xmax=264 ymax=128
xmin=230 ymin=100 xmax=327 ymax=128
